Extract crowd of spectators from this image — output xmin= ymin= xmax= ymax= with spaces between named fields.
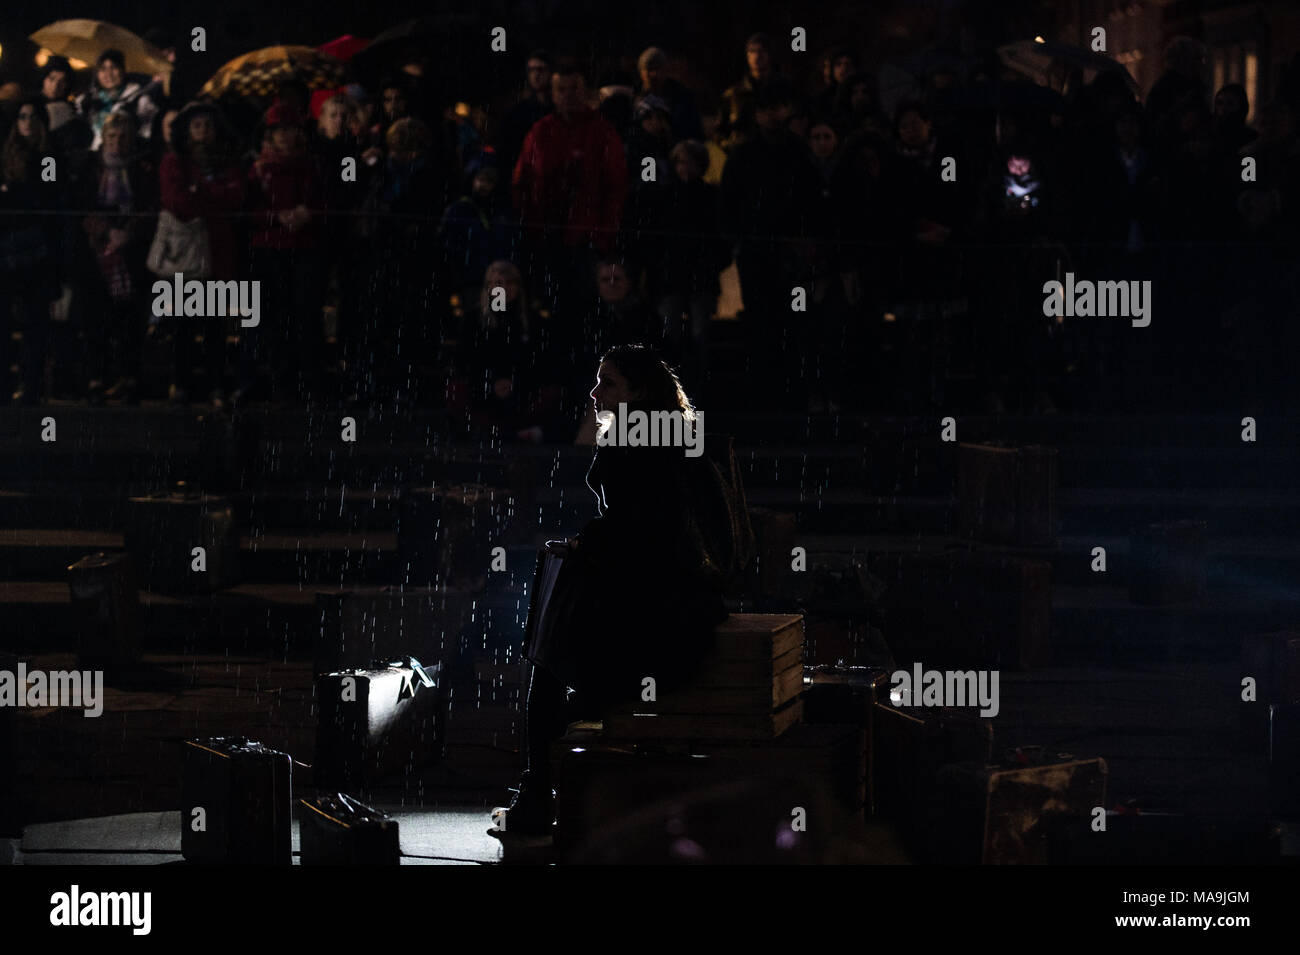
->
xmin=2 ymin=30 xmax=1298 ymax=435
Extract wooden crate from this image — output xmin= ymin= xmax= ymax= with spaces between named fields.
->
xmin=604 ymin=697 xmax=804 ymax=741
xmin=604 ymin=614 xmax=806 ymax=740
xmin=957 ymin=443 xmax=1058 ymax=547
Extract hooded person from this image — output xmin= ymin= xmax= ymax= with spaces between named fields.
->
xmin=636 ymin=46 xmax=704 ymax=143
xmin=437 ymin=154 xmax=517 ymax=305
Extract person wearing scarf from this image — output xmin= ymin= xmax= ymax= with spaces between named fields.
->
xmin=79 ymin=112 xmax=157 ymax=403
xmin=77 ymin=49 xmax=161 ymax=153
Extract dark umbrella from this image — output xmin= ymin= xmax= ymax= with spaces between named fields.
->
xmin=999 ymin=39 xmax=1139 ymax=94
xmin=878 ymin=49 xmax=971 ymax=118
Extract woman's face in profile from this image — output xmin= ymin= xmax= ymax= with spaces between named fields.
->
xmin=590 ymin=361 xmax=638 ymax=413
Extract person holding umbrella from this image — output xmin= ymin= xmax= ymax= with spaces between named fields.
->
xmin=77 ymin=49 xmax=161 ymax=152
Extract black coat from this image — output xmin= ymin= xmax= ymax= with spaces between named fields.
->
xmin=529 ymin=441 xmax=746 ymax=706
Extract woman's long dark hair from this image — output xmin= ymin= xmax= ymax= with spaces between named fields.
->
xmin=599 ymin=344 xmax=698 ymax=423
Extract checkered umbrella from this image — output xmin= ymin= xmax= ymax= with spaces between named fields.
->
xmin=199 ymin=45 xmax=346 ymax=102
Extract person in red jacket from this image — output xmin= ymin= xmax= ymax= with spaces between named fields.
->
xmin=512 ymin=60 xmax=627 ymax=320
xmin=241 ymin=103 xmax=327 ymax=404
xmin=158 ymin=101 xmax=245 ymax=407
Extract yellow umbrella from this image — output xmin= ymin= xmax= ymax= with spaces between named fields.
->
xmin=30 ymin=19 xmax=173 ymax=79
xmin=199 ymin=46 xmax=345 ymax=102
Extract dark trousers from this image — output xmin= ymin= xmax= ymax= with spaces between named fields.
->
xmin=0 ymin=284 xmax=50 ymax=399
xmin=84 ymin=294 xmax=143 ymax=386
xmin=523 ymin=664 xmax=571 ymax=790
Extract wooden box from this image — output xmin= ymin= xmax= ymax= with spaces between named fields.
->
xmin=603 ymin=614 xmax=805 ymax=740
xmin=957 ymin=443 xmax=1058 ymax=547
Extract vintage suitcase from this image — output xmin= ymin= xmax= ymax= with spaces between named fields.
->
xmin=181 ymin=737 xmax=292 ymax=865
xmin=67 ymin=552 xmax=140 ymax=666
xmin=398 ymin=483 xmax=513 ymax=590
xmin=0 ymin=653 xmax=15 ymax=837
xmin=314 ymin=658 xmax=444 ymax=789
xmin=1128 ymin=519 xmax=1207 ymax=605
xmin=602 ymin=614 xmax=805 ymax=740
xmin=873 ymin=549 xmax=1051 ymax=670
xmin=871 ymin=700 xmax=994 ymax=847
xmin=803 ymin=666 xmax=890 ymax=720
xmin=125 ymin=490 xmax=240 ymax=595
xmin=802 ymin=666 xmax=890 ymax=814
xmin=957 ymin=443 xmax=1058 ymax=547
xmin=930 ymin=748 xmax=1108 ymax=864
xmin=299 ymin=792 xmax=400 ymax=865
xmin=314 ymin=586 xmax=477 ymax=675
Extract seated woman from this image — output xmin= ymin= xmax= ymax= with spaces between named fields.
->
xmin=496 ymin=344 xmax=750 ymax=836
